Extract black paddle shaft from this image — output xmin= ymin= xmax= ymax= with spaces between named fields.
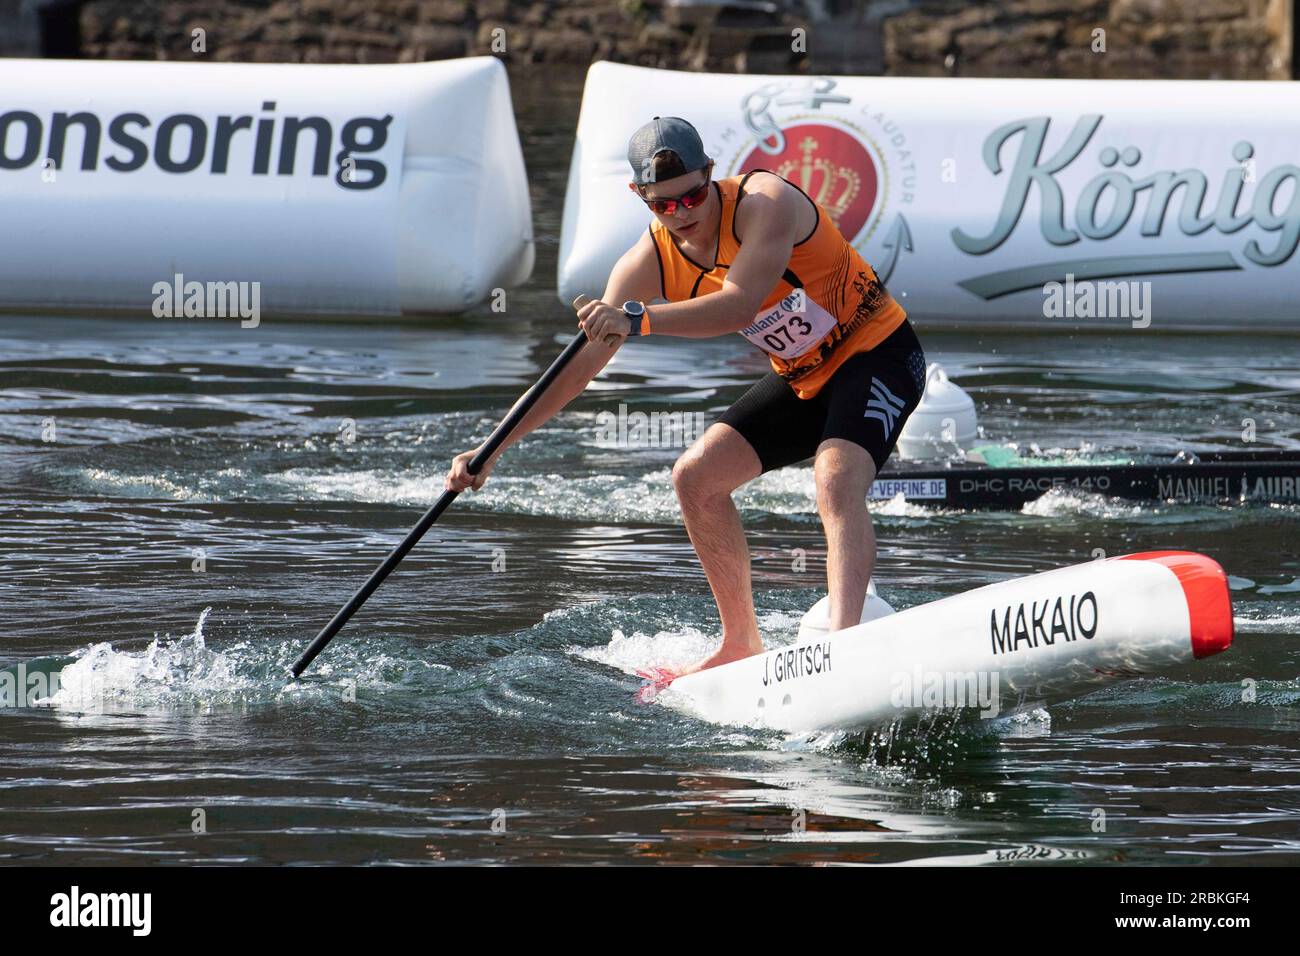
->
xmin=290 ymin=327 xmax=592 ymax=678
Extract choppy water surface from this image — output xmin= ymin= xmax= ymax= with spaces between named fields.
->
xmin=2 ymin=71 xmax=1299 ymax=865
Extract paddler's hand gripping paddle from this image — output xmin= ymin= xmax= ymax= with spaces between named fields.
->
xmin=290 ymin=295 xmax=604 ymax=678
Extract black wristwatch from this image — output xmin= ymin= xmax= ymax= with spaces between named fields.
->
xmin=621 ymin=300 xmax=645 ymax=336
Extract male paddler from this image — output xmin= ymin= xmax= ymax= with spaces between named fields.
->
xmin=447 ymin=116 xmax=927 ymax=675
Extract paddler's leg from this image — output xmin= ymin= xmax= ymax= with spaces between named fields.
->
xmin=671 ymin=422 xmax=765 ymax=668
xmin=813 ymin=321 xmax=928 ymax=632
xmin=814 ymin=439 xmax=877 ymax=631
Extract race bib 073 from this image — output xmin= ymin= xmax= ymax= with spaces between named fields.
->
xmin=738 ymin=290 xmax=837 ymax=358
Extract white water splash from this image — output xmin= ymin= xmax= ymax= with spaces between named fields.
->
xmin=1234 ymin=611 xmax=1300 ymax=633
xmin=269 ymin=466 xmax=440 ymax=509
xmin=40 ymin=607 xmax=254 ymax=710
xmin=37 ymin=608 xmax=444 ymax=713
xmin=1021 ymin=488 xmax=1149 ymax=519
xmin=68 ymin=466 xmax=252 ymax=503
xmin=75 ymin=467 xmax=198 ymax=500
xmin=571 ymin=625 xmax=723 ymax=678
xmin=567 ymin=599 xmax=808 ymax=679
xmin=873 ymin=491 xmax=941 ymax=518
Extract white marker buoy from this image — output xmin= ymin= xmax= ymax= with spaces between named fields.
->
xmin=795 ymin=580 xmax=895 ymax=643
xmin=896 ymin=363 xmax=978 ymax=460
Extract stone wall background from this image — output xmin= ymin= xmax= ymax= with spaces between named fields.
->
xmin=886 ymin=0 xmax=1293 ymax=80
xmin=2 ymin=0 xmax=1293 ymax=79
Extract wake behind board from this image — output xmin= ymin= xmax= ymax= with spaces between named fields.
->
xmin=639 ymin=552 xmax=1233 ymax=735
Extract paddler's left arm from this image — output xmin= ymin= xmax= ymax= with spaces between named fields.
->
xmin=577 ymin=180 xmax=804 ymax=341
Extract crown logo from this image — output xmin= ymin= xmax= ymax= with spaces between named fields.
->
xmin=769 ymin=134 xmax=863 ymax=226
xmin=776 ymin=135 xmax=861 ymax=226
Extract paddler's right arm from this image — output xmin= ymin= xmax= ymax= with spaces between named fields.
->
xmin=445 ymin=232 xmax=661 ymax=492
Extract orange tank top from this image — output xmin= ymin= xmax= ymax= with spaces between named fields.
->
xmin=649 ymin=169 xmax=906 ymax=399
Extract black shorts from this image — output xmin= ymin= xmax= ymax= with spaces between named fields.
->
xmin=718 ymin=319 xmax=927 ymax=473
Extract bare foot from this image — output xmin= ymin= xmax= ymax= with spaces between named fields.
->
xmin=634 ymin=665 xmax=688 ymax=702
xmin=675 ymin=636 xmax=765 ymax=677
xmin=635 ymin=666 xmax=680 ymax=686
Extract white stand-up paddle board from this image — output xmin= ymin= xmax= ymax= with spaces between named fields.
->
xmin=648 ymin=552 xmax=1233 ymax=733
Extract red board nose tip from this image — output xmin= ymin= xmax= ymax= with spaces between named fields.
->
xmin=1115 ymin=551 xmax=1234 ymax=658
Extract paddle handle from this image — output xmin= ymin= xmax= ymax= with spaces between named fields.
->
xmin=290 ymin=322 xmax=593 ymax=678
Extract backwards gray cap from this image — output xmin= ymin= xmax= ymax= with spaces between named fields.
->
xmin=627 ymin=116 xmax=709 ymax=185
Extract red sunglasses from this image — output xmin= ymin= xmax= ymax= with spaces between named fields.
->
xmin=632 ymin=176 xmax=712 ymax=216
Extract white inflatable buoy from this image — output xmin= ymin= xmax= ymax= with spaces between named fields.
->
xmin=896 ymin=363 xmax=978 ymax=460
xmin=796 ymin=581 xmax=895 ymax=642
